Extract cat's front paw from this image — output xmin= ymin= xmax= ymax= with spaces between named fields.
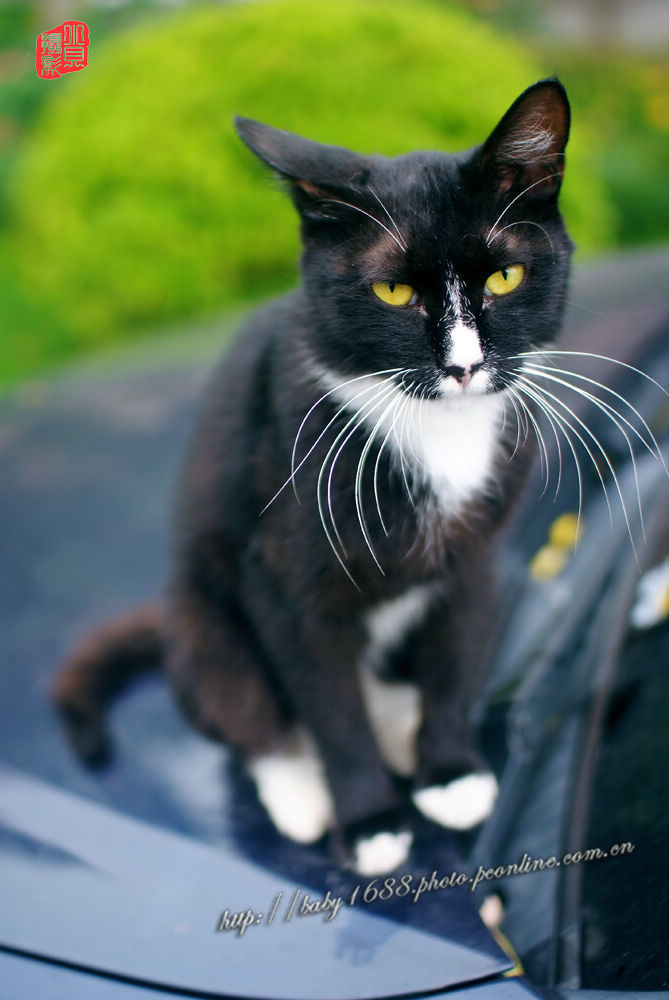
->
xmin=340 ymin=808 xmax=414 ymax=875
xmin=352 ymin=830 xmax=414 ymax=876
xmin=412 ymin=772 xmax=498 ymax=830
xmin=248 ymin=730 xmax=334 ymax=844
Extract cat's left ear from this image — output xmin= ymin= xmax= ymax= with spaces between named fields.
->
xmin=478 ymin=79 xmax=570 ymax=199
xmin=234 ymin=117 xmax=371 ymax=220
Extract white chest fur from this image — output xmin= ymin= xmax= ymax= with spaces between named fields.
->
xmin=396 ymin=391 xmax=504 ymax=511
xmin=322 ymin=370 xmax=505 ymax=515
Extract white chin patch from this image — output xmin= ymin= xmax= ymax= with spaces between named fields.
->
xmin=412 ymin=772 xmax=498 ymax=830
xmin=248 ymin=729 xmax=334 ymax=844
xmin=353 ymin=830 xmax=413 ymax=876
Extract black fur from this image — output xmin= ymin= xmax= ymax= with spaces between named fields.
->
xmin=54 ymin=80 xmax=573 ymax=865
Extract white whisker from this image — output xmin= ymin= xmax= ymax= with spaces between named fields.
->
xmin=384 ymin=386 xmax=416 ymax=510
xmin=367 ymin=185 xmax=408 ymax=250
xmin=394 ymin=390 xmax=417 ymax=509
xmin=503 ymin=388 xmax=524 ymax=460
xmin=354 ymin=387 xmax=406 ymax=571
xmin=320 ymin=380 xmax=397 ymax=564
xmin=417 ymin=387 xmax=430 ymax=468
xmin=523 ymin=362 xmax=668 ymax=474
xmin=522 ymin=365 xmax=655 ymax=537
xmin=488 ymin=220 xmax=554 ymax=254
xmin=503 ymin=379 xmax=552 ymax=495
xmin=512 ymin=349 xmax=669 ymax=398
xmin=514 ymin=377 xmax=585 ymax=529
xmin=317 ymin=197 xmax=406 ymax=253
xmin=511 ymin=345 xmax=669 ymax=554
xmin=372 ymin=400 xmax=400 ymax=537
xmin=486 ymin=174 xmax=561 ymax=245
xmin=504 ymin=379 xmax=530 ymax=457
xmin=517 ymin=373 xmax=641 ymax=561
xmin=260 ymin=368 xmax=402 ymax=515
xmin=499 ymin=391 xmax=509 ymax=435
xmin=514 ymin=376 xmax=565 ymax=498
xmin=403 ymin=381 xmax=427 ymax=470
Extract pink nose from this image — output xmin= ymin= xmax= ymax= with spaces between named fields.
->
xmin=444 ymin=363 xmax=479 ymax=388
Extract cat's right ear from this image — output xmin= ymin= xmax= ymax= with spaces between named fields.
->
xmin=478 ymin=79 xmax=570 ymax=200
xmin=234 ymin=117 xmax=371 ymax=221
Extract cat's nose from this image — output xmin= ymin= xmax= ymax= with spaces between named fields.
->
xmin=443 ymin=362 xmax=482 ymax=388
xmin=444 ymin=321 xmax=485 ymax=383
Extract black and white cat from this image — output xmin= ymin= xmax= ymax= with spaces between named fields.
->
xmin=54 ymin=79 xmax=573 ymax=876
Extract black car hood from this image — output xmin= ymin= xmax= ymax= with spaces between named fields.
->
xmin=0 ymin=363 xmax=510 ymax=999
xmin=0 ymin=765 xmax=513 ymax=999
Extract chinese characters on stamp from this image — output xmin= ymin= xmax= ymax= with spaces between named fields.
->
xmin=37 ymin=21 xmax=89 ymax=79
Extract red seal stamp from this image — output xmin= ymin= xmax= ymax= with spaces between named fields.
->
xmin=36 ymin=21 xmax=89 ymax=79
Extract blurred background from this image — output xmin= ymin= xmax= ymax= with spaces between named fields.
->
xmin=0 ymin=0 xmax=668 ymax=389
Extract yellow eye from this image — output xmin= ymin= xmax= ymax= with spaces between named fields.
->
xmin=484 ymin=264 xmax=525 ymax=297
xmin=372 ymin=281 xmax=415 ymax=307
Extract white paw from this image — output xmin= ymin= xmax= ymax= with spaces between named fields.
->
xmin=353 ymin=830 xmax=413 ymax=876
xmin=412 ymin=772 xmax=498 ymax=830
xmin=248 ymin=730 xmax=334 ymax=844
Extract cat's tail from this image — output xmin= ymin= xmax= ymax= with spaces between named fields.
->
xmin=52 ymin=605 xmax=165 ymax=766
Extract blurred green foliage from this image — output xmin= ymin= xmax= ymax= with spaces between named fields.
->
xmin=0 ymin=0 xmax=161 ymax=223
xmin=7 ymin=0 xmax=611 ymax=360
xmin=542 ymin=50 xmax=669 ymax=248
xmin=0 ymin=0 xmax=667 ymax=387
xmin=0 ymin=3 xmax=45 ymax=226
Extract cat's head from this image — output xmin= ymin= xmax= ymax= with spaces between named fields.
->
xmin=235 ymin=79 xmax=573 ymax=401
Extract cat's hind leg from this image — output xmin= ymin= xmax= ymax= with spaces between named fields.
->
xmin=247 ymin=727 xmax=335 ymax=844
xmin=237 ymin=558 xmax=413 ymax=873
xmin=166 ymin=589 xmax=335 ymax=844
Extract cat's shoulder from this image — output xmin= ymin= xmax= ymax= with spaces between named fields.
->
xmin=196 ymin=290 xmax=306 ymax=415
xmin=223 ymin=289 xmax=306 ymax=358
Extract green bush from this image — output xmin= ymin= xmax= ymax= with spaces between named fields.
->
xmin=539 ymin=49 xmax=669 ymax=249
xmin=8 ymin=0 xmax=612 ymax=350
